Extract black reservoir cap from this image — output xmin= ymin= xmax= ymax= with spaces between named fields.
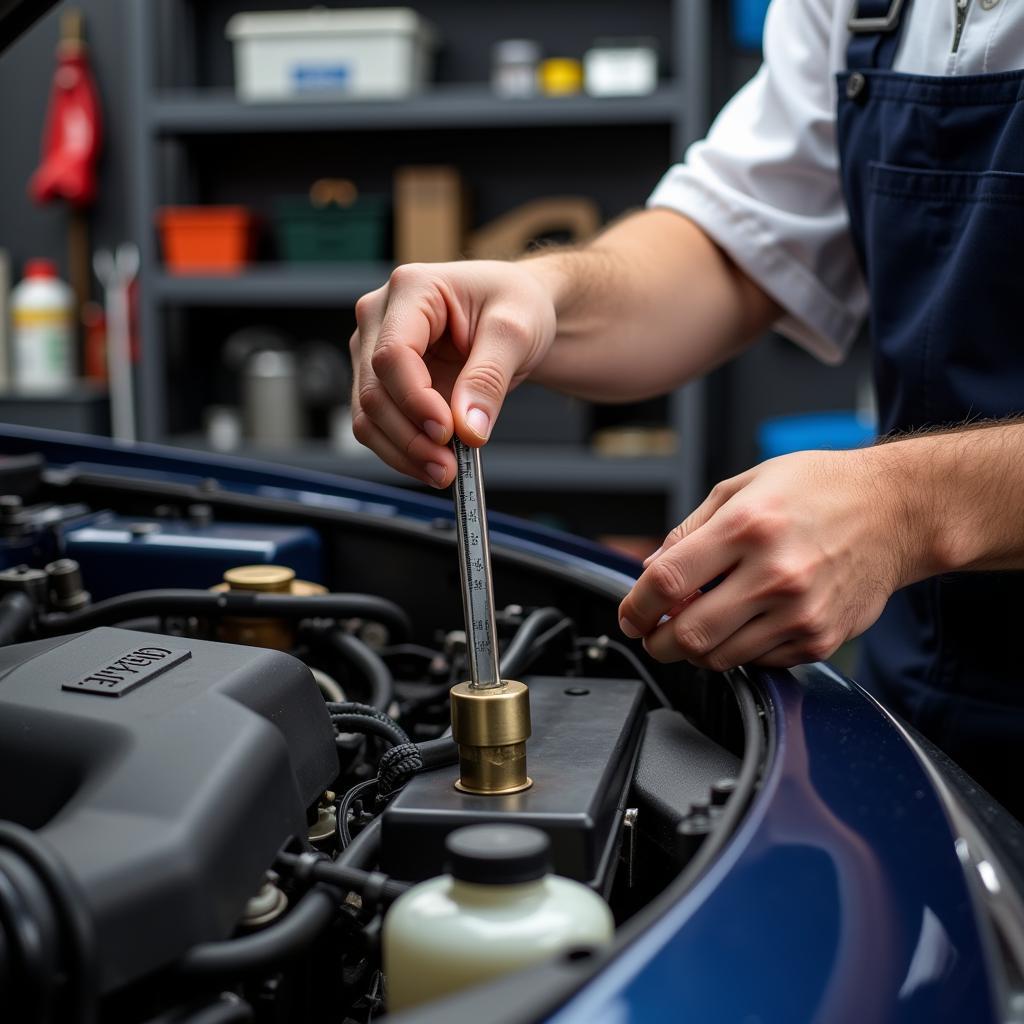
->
xmin=446 ymin=824 xmax=550 ymax=885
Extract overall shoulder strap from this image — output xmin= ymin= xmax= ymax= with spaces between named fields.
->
xmin=847 ymin=0 xmax=912 ymax=71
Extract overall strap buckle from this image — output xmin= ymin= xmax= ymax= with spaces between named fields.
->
xmin=848 ymin=0 xmax=906 ymax=33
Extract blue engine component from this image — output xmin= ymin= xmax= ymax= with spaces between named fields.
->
xmin=63 ymin=513 xmax=323 ymax=600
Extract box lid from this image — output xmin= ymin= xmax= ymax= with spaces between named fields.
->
xmin=226 ymin=7 xmax=434 ymax=42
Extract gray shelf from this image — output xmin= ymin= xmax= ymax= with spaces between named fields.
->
xmin=128 ymin=0 xmax=714 ymax=525
xmin=154 ymin=264 xmax=392 ymax=306
xmin=169 ymin=437 xmax=680 ymax=492
xmin=152 ymin=83 xmax=685 ymax=135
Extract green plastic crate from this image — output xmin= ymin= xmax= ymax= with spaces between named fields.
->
xmin=274 ymin=196 xmax=390 ymax=262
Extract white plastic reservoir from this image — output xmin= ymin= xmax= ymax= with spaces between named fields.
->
xmin=383 ymin=824 xmax=614 ymax=1012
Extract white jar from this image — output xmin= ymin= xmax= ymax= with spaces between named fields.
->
xmin=11 ymin=259 xmax=75 ymax=392
xmin=383 ymin=824 xmax=614 ymax=1012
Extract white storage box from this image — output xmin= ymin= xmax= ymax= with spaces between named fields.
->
xmin=226 ymin=8 xmax=436 ymax=101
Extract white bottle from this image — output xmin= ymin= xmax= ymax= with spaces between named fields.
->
xmin=11 ymin=259 xmax=75 ymax=392
xmin=383 ymin=824 xmax=614 ymax=1012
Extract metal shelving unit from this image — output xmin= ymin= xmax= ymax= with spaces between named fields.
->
xmin=151 ymin=83 xmax=686 ymax=134
xmin=172 ymin=436 xmax=682 ymax=490
xmin=154 ymin=264 xmax=394 ymax=306
xmin=128 ymin=0 xmax=713 ymax=527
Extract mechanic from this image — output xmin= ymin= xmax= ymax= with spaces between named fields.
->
xmin=350 ymin=1 xmax=1024 ymax=817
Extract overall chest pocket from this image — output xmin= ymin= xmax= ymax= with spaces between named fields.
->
xmin=863 ymin=162 xmax=1024 ymax=430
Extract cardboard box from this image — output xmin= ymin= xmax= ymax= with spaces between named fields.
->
xmin=394 ymin=166 xmax=466 ymax=264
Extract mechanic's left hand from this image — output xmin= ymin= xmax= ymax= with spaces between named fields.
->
xmin=618 ymin=448 xmax=931 ymax=670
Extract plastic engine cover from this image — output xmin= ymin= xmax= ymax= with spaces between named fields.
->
xmin=382 ymin=676 xmax=645 ymax=890
xmin=0 ymin=627 xmax=337 ymax=992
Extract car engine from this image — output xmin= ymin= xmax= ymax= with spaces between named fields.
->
xmin=0 ymin=464 xmax=755 ymax=1024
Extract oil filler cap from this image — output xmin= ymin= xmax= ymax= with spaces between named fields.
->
xmin=446 ymin=825 xmax=550 ymax=886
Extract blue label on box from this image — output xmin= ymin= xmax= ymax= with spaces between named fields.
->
xmin=292 ymin=63 xmax=351 ymax=91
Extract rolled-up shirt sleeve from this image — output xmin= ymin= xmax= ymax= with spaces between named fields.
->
xmin=648 ymin=0 xmax=866 ymax=364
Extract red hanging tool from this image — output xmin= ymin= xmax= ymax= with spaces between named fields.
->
xmin=28 ymin=8 xmax=102 ymax=319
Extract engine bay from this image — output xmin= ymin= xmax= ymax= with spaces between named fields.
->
xmin=0 ymin=455 xmax=759 ymax=1024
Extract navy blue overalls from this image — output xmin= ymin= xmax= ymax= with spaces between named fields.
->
xmin=838 ymin=0 xmax=1024 ymax=817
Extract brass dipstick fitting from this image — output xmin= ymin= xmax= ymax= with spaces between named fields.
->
xmin=212 ymin=565 xmax=326 ymax=650
xmin=450 ymin=680 xmax=532 ymax=795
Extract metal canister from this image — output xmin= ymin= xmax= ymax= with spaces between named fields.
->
xmin=242 ymin=349 xmax=303 ymax=448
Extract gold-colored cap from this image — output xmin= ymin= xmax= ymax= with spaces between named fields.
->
xmin=223 ymin=565 xmax=296 ymax=593
xmin=450 ymin=680 xmax=532 ymax=795
xmin=212 ymin=565 xmax=326 ymax=650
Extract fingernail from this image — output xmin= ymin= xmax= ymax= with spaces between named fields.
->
xmin=466 ymin=407 xmax=491 ymax=440
xmin=425 ymin=462 xmax=447 ymax=487
xmin=619 ymin=617 xmax=642 ymax=639
xmin=643 ymin=546 xmax=663 ymax=568
xmin=424 ymin=420 xmax=447 ymax=444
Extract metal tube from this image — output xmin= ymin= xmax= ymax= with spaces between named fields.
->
xmin=452 ymin=438 xmax=501 ymax=689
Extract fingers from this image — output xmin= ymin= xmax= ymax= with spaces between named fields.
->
xmin=350 ymin=412 xmax=450 ymax=489
xmin=351 ymin=382 xmax=455 ymax=487
xmin=450 ymin=309 xmax=536 ymax=446
xmin=618 ymin=527 xmax=736 ymax=639
xmin=640 ymin=574 xmax=767 ymax=664
xmin=644 ymin=471 xmax=754 ymax=568
xmin=370 ymin=267 xmax=455 ymax=442
xmin=351 ymin=275 xmax=455 ymax=484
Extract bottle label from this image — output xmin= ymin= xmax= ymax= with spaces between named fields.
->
xmin=13 ymin=316 xmax=74 ymax=390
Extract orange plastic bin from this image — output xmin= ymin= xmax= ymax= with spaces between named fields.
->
xmin=157 ymin=206 xmax=257 ymax=274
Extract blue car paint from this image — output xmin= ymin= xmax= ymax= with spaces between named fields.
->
xmin=0 ymin=426 xmax=997 ymax=1023
xmin=0 ymin=425 xmax=638 ymax=588
xmin=551 ymin=662 xmax=993 ymax=1023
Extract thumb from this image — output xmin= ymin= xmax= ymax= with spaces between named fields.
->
xmin=450 ymin=315 xmax=528 ymax=445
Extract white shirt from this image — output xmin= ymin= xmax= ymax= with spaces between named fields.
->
xmin=648 ymin=0 xmax=1024 ymax=364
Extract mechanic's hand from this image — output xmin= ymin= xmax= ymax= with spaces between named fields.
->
xmin=618 ymin=448 xmax=927 ymax=670
xmin=350 ymin=261 xmax=557 ymax=488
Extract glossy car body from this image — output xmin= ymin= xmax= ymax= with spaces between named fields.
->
xmin=2 ymin=424 xmax=1022 ymax=1024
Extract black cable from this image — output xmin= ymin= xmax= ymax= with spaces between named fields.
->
xmin=416 ymin=736 xmax=459 ymax=771
xmin=377 ymin=743 xmax=422 ymax=798
xmin=276 ymin=852 xmax=409 ymax=906
xmin=0 ymin=822 xmax=96 ymax=1024
xmin=0 ymin=592 xmax=33 ymax=646
xmin=327 ymin=704 xmax=410 ymax=750
xmin=336 ymin=778 xmax=380 ymax=848
xmin=330 ymin=715 xmax=408 ymax=749
xmin=177 ymin=887 xmax=337 ymax=978
xmin=38 ymin=590 xmax=411 ymax=640
xmin=577 ymin=636 xmax=671 ymax=708
xmin=672 ymin=669 xmax=765 ymax=891
xmin=327 ymin=631 xmax=394 ymax=711
xmin=500 ymin=607 xmax=569 ymax=679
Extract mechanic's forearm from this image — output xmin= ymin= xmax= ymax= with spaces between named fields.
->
xmin=520 ymin=209 xmax=781 ymax=403
xmin=880 ymin=421 xmax=1024 ymax=577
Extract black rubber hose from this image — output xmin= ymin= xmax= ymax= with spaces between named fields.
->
xmin=0 ymin=822 xmax=96 ymax=1024
xmin=276 ymin=851 xmax=409 ymax=906
xmin=183 ymin=996 xmax=253 ymax=1024
xmin=147 ymin=994 xmax=254 ymax=1024
xmin=38 ymin=590 xmax=410 ymax=640
xmin=500 ymin=606 xmax=570 ymax=680
xmin=328 ymin=631 xmax=394 ymax=711
xmin=0 ymin=592 xmax=33 ymax=647
xmin=177 ymin=887 xmax=337 ymax=978
xmin=335 ymin=815 xmax=382 ymax=873
xmin=416 ymin=737 xmax=459 ymax=771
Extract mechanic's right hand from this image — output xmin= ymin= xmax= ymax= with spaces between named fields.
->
xmin=350 ymin=260 xmax=558 ymax=488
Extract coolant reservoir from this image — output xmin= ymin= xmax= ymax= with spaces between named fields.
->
xmin=383 ymin=824 xmax=613 ymax=1012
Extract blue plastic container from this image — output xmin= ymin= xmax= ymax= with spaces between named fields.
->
xmin=732 ymin=0 xmax=771 ymax=50
xmin=758 ymin=411 xmax=875 ymax=461
xmin=64 ymin=514 xmax=323 ymax=600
